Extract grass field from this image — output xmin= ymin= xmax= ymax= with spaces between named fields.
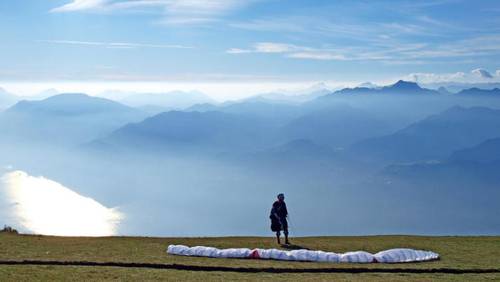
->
xmin=0 ymin=233 xmax=499 ymax=281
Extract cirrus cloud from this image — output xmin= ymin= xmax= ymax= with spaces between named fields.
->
xmin=406 ymin=72 xmax=466 ymax=83
xmin=51 ymin=0 xmax=106 ymax=12
xmin=51 ymin=0 xmax=255 ymax=25
xmin=472 ymin=68 xmax=494 ymax=79
xmin=38 ymin=39 xmax=193 ymax=49
xmin=226 ymin=42 xmax=348 ymax=61
xmin=406 ymin=68 xmax=500 ymax=84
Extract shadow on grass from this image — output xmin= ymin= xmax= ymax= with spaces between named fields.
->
xmin=280 ymin=244 xmax=310 ymax=250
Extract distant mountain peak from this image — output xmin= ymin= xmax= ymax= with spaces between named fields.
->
xmin=389 ymin=80 xmax=422 ymax=90
xmin=39 ymin=93 xmax=121 ymax=105
xmin=309 ymin=82 xmax=330 ymax=90
xmin=7 ymin=93 xmax=137 ymax=116
xmin=329 ymin=80 xmax=433 ymax=97
xmin=380 ymin=80 xmax=437 ymax=95
xmin=44 ymin=93 xmax=89 ymax=100
xmin=357 ymin=82 xmax=378 ymax=89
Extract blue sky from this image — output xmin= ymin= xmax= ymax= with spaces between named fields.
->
xmin=1 ymin=0 xmax=500 ymax=97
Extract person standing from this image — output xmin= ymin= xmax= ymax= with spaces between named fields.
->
xmin=270 ymin=193 xmax=290 ymax=245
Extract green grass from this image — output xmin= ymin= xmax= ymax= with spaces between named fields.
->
xmin=0 ymin=233 xmax=499 ymax=281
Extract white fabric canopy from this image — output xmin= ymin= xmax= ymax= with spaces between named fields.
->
xmin=167 ymin=245 xmax=439 ymax=263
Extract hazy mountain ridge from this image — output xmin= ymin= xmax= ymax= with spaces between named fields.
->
xmin=0 ymin=87 xmax=19 ymax=110
xmin=423 ymin=82 xmax=500 ymax=93
xmin=7 ymin=93 xmax=139 ymax=115
xmin=457 ymin=88 xmax=500 ymax=96
xmin=331 ymin=80 xmax=439 ymax=96
xmin=282 ymin=104 xmax=395 ymax=148
xmin=449 ymin=137 xmax=500 ymax=163
xmin=0 ymin=93 xmax=148 ymax=146
xmin=2 ymin=82 xmax=500 ymax=236
xmin=87 ymin=82 xmax=500 ymax=162
xmin=92 ymin=110 xmax=279 ymax=155
xmin=119 ymin=90 xmax=216 ymax=110
xmin=377 ymin=115 xmax=500 ymax=196
xmin=350 ymin=106 xmax=500 ymax=163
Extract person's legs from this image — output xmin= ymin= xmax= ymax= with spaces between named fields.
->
xmin=276 ymin=231 xmax=281 ymax=244
xmin=282 ymin=218 xmax=290 ymax=244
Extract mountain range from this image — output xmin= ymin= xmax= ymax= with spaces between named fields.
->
xmin=382 ymin=136 xmax=500 ymax=193
xmin=351 ymin=106 xmax=500 ymax=163
xmin=282 ymin=104 xmax=394 ymax=148
xmin=91 ymin=110 xmax=277 ymax=155
xmin=83 ymin=82 xmax=500 ymax=163
xmin=0 ymin=93 xmax=148 ymax=146
xmin=3 ymin=81 xmax=500 ymax=166
xmin=457 ymin=88 xmax=500 ymax=96
xmin=2 ymin=81 xmax=500 ymax=236
xmin=450 ymin=137 xmax=500 ymax=163
xmin=119 ymin=90 xmax=215 ymax=111
xmin=331 ymin=80 xmax=438 ymax=96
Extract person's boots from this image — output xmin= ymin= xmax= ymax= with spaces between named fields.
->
xmin=276 ymin=234 xmax=281 ymax=244
xmin=285 ymin=234 xmax=290 ymax=245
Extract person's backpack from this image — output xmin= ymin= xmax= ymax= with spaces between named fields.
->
xmin=269 ymin=207 xmax=281 ymax=232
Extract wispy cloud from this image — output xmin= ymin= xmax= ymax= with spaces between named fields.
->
xmin=38 ymin=40 xmax=193 ymax=49
xmin=51 ymin=0 xmax=106 ymax=13
xmin=406 ymin=72 xmax=466 ymax=83
xmin=230 ymin=12 xmax=462 ymax=39
xmin=472 ymin=68 xmax=494 ymax=79
xmin=226 ymin=0 xmax=500 ymax=65
xmin=226 ymin=41 xmax=428 ymax=62
xmin=401 ymin=35 xmax=500 ymax=59
xmin=253 ymin=42 xmax=297 ymax=53
xmin=51 ymin=0 xmax=255 ymax=25
xmin=226 ymin=42 xmax=349 ymax=61
xmin=226 ymin=48 xmax=252 ymax=54
xmin=288 ymin=52 xmax=346 ymax=61
xmin=398 ymin=0 xmax=463 ymax=10
xmin=406 ymin=68 xmax=500 ymax=84
xmin=228 ymin=33 xmax=500 ymax=63
xmin=227 ymin=43 xmax=300 ymax=55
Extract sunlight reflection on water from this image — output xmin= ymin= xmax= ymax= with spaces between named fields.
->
xmin=0 ymin=170 xmax=122 ymax=236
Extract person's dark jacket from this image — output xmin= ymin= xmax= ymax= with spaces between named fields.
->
xmin=270 ymin=201 xmax=288 ymax=232
xmin=273 ymin=201 xmax=288 ymax=219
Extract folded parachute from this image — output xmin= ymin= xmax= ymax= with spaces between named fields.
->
xmin=167 ymin=245 xmax=438 ymax=263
